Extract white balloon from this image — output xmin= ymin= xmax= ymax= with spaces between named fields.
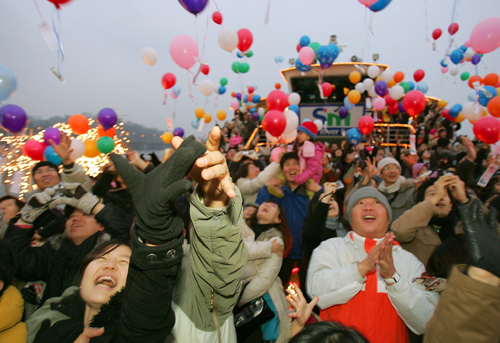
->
xmin=69 ymin=139 xmax=85 ymax=160
xmin=288 ymin=92 xmax=301 ymax=105
xmin=390 ymin=85 xmax=405 ymax=100
xmin=365 ymin=97 xmax=372 ymax=109
xmin=314 ymin=120 xmax=323 ymax=131
xmin=258 ymin=107 xmax=265 ymax=116
xmin=362 ymin=78 xmax=374 ymax=92
xmin=218 ymin=28 xmax=238 ymax=52
xmin=199 ymin=79 xmax=214 ymax=97
xmin=449 ymin=67 xmax=459 ymax=76
xmin=141 ymin=47 xmax=158 ymax=66
xmin=368 ymin=86 xmax=377 ymax=98
xmin=465 ymin=48 xmax=475 ymax=59
xmin=367 ymin=65 xmax=380 ymax=79
xmin=462 ymin=102 xmax=482 ymax=120
xmin=239 ymin=106 xmax=248 ymax=113
xmin=355 ymin=83 xmax=365 ymax=93
xmin=266 ymin=131 xmax=279 ymax=143
xmin=282 ymin=130 xmax=298 ymax=144
xmin=284 ymin=110 xmax=299 ymax=134
xmin=381 ymin=70 xmax=394 ymax=83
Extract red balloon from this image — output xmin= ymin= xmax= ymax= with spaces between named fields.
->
xmin=248 ymin=86 xmax=254 ymax=93
xmin=212 ymin=11 xmax=223 ymax=25
xmin=237 ymin=28 xmax=253 ymax=52
xmin=448 ymin=23 xmax=459 ymax=35
xmin=473 ymin=116 xmax=500 ymax=144
xmin=162 ymin=73 xmax=176 ymax=90
xmin=388 ymin=104 xmax=399 ymax=115
xmin=24 ymin=140 xmax=45 ymax=161
xmin=201 ymin=64 xmax=210 ymax=75
xmin=441 ymin=109 xmax=455 ymax=122
xmin=385 ymin=94 xmax=397 ymax=106
xmin=432 ymin=28 xmax=442 ymax=40
xmin=413 ymin=69 xmax=425 ymax=83
xmin=47 ymin=0 xmax=72 ymax=10
xmin=296 ymin=43 xmax=301 ymax=53
xmin=402 ymin=90 xmax=427 ymax=117
xmin=262 ymin=110 xmax=287 ymax=137
xmin=266 ymin=90 xmax=289 ymax=112
xmin=322 ymin=82 xmax=333 ymax=97
xmin=358 ymin=116 xmax=375 ymax=135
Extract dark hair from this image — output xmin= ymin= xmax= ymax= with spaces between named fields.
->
xmin=416 ymin=178 xmax=438 ymax=203
xmin=289 ymin=321 xmax=369 ymax=343
xmin=280 ymin=152 xmax=299 ymax=170
xmin=0 ymin=240 xmax=16 ymax=298
xmin=426 ymin=234 xmax=469 ymax=278
xmin=249 ymin=200 xmax=293 ymax=258
xmin=437 ymin=137 xmax=450 ymax=148
xmin=78 ymin=239 xmax=131 ymax=284
xmin=0 ymin=195 xmax=25 ymax=211
xmin=236 ymin=162 xmax=255 ymax=181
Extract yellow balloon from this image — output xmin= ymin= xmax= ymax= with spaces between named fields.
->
xmin=204 ymin=113 xmax=212 ymax=123
xmin=348 ymin=90 xmax=361 ymax=104
xmin=349 ymin=71 xmax=361 ymax=84
xmin=217 ymin=110 xmax=227 ymax=121
xmin=83 ymin=140 xmax=99 ymax=158
xmin=437 ymin=100 xmax=448 ymax=109
xmin=496 ymin=87 xmax=500 ymax=94
xmin=161 ymin=132 xmax=174 ymax=144
xmin=375 ymin=76 xmax=383 ymax=83
xmin=195 ymin=107 xmax=205 ymax=119
xmin=455 ymin=113 xmax=465 ymax=123
xmin=387 ymin=80 xmax=397 ymax=88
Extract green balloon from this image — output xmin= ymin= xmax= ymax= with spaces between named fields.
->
xmin=460 ymin=71 xmax=470 ymax=81
xmin=246 ymin=50 xmax=253 ymax=58
xmin=308 ymin=41 xmax=321 ymax=54
xmin=400 ymin=82 xmax=410 ymax=93
xmin=240 ymin=62 xmax=250 ymax=73
xmin=96 ymin=136 xmax=115 ymax=154
xmin=259 ymin=114 xmax=264 ymax=121
xmin=231 ymin=61 xmax=241 ymax=73
xmin=220 ymin=77 xmax=228 ymax=86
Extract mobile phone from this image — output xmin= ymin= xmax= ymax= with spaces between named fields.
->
xmin=334 ymin=180 xmax=345 ymax=190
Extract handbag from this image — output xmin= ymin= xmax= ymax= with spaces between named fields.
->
xmin=234 ymin=296 xmax=275 ymax=340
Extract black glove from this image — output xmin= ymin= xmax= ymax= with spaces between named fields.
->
xmin=110 ymin=136 xmax=206 ymax=244
xmin=22 ymin=284 xmax=42 ymax=305
xmin=458 ymin=198 xmax=500 ymax=278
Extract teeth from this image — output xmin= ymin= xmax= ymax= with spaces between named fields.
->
xmin=364 ymin=215 xmax=376 ymax=219
xmin=95 ymin=276 xmax=117 ymax=288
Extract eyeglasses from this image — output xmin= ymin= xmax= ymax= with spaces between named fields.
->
xmin=34 ymin=168 xmax=58 ymax=176
xmin=383 ymin=165 xmax=400 ymax=171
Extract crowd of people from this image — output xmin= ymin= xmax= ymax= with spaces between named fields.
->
xmin=0 ymin=111 xmax=499 ymax=343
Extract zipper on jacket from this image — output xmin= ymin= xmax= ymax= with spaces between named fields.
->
xmin=209 ymin=288 xmax=215 ymax=312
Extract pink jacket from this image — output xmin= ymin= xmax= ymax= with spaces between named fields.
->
xmin=229 ymin=135 xmax=243 ymax=148
xmin=296 ymin=140 xmax=325 ymax=185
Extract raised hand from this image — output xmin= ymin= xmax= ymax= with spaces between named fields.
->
xmin=286 ymin=283 xmax=319 ymax=337
xmin=377 ymin=232 xmax=397 ymax=280
xmin=49 ymin=133 xmax=72 ymax=165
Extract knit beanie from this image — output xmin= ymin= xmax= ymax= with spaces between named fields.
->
xmin=346 ymin=187 xmax=392 ymax=222
xmin=377 ymin=157 xmax=401 ymax=171
xmin=32 ymin=161 xmax=60 ymax=177
xmin=297 ymin=121 xmax=318 ymax=139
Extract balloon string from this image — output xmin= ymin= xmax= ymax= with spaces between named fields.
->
xmin=361 ymin=11 xmax=374 ymax=62
xmin=424 ymin=0 xmax=430 ymax=41
xmin=33 ymin=0 xmax=45 ymax=23
xmin=264 ymin=0 xmax=271 ymax=24
xmin=51 ymin=9 xmax=64 ymax=77
xmin=212 ymin=0 xmax=220 ymax=11
xmin=187 ymin=70 xmax=197 ymax=104
xmin=201 ymin=5 xmax=209 ymax=61
xmin=173 ymin=98 xmax=177 ymax=119
xmin=163 ymin=90 xmax=168 ymax=106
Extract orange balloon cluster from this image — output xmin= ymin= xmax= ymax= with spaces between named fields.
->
xmin=84 ymin=140 xmax=100 ymax=157
xmin=68 ymin=114 xmax=89 ymax=135
xmin=98 ymin=126 xmax=116 ymax=137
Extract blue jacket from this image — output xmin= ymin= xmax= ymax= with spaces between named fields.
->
xmin=256 ymin=184 xmax=320 ymax=259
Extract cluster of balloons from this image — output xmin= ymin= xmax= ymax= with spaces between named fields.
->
xmin=357 ymin=0 xmax=392 ymax=12
xmin=218 ymin=27 xmax=254 ymax=54
xmin=218 ymin=77 xmax=228 ymax=95
xmin=295 ymin=36 xmax=340 ymax=71
xmin=194 ymin=107 xmax=212 ymax=125
xmin=274 ymin=55 xmax=284 ymax=64
xmin=262 ymin=92 xmax=303 ymax=144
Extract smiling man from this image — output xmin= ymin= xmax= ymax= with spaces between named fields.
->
xmin=307 ymin=187 xmax=439 ymax=343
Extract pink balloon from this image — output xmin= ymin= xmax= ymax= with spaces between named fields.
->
xmin=230 ymin=100 xmax=239 ymax=110
xmin=169 ymin=35 xmax=199 ymax=70
xmin=299 ymin=46 xmax=315 ymax=65
xmin=358 ymin=0 xmax=378 ymax=6
xmin=464 ymin=39 xmax=471 ymax=48
xmin=441 ymin=66 xmax=449 ymax=74
xmin=373 ymin=97 xmax=386 ymax=111
xmin=470 ymin=17 xmax=500 ymax=54
xmin=170 ymin=91 xmax=178 ymax=99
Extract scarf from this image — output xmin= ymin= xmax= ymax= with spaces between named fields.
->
xmin=252 ymin=223 xmax=276 ymax=240
xmin=429 ymin=207 xmax=459 ymax=242
xmin=325 ymin=217 xmax=347 ymax=238
xmin=378 ymin=176 xmax=405 ymax=194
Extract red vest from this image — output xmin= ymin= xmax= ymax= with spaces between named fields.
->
xmin=319 ymin=233 xmax=409 ymax=343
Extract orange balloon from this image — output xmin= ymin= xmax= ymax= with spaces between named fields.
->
xmin=437 ymin=100 xmax=448 ymax=108
xmin=468 ymin=75 xmax=484 ymax=89
xmin=469 ymin=109 xmax=488 ymax=124
xmin=275 ymin=83 xmax=281 ymax=89
xmin=349 ymin=71 xmax=361 ymax=84
xmin=204 ymin=113 xmax=212 ymax=123
xmin=248 ymin=94 xmax=253 ymax=102
xmin=97 ymin=126 xmax=116 ymax=137
xmin=387 ymin=80 xmax=396 ymax=88
xmin=217 ymin=110 xmax=227 ymax=121
xmin=161 ymin=132 xmax=174 ymax=144
xmin=231 ymin=92 xmax=236 ymax=98
xmin=484 ymin=73 xmax=499 ymax=86
xmin=83 ymin=140 xmax=100 ymax=158
xmin=195 ymin=107 xmax=205 ymax=119
xmin=455 ymin=113 xmax=465 ymax=123
xmin=487 ymin=96 xmax=500 ymax=118
xmin=68 ymin=114 xmax=89 ymax=135
xmin=393 ymin=71 xmax=405 ymax=83
xmin=347 ymin=90 xmax=361 ymax=104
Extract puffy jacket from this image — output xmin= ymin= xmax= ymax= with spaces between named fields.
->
xmin=296 ymin=141 xmax=325 ymax=185
xmin=236 ymin=162 xmax=280 ymax=204
xmin=0 ymin=286 xmax=26 ymax=343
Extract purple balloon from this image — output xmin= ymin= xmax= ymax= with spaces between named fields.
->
xmin=43 ymin=127 xmax=61 ymax=146
xmin=471 ymin=54 xmax=481 ymax=65
xmin=236 ymin=93 xmax=242 ymax=100
xmin=252 ymin=112 xmax=259 ymax=121
xmin=320 ymin=63 xmax=332 ymax=69
xmin=399 ymin=102 xmax=406 ymax=113
xmin=0 ymin=104 xmax=27 ymax=133
xmin=178 ymin=0 xmax=209 ymax=14
xmin=97 ymin=108 xmax=117 ymax=130
xmin=374 ymin=81 xmax=388 ymax=97
xmin=173 ymin=127 xmax=184 ymax=138
xmin=339 ymin=106 xmax=349 ymax=119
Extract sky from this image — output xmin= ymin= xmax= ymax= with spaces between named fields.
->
xmin=1 ymin=0 xmax=500 ymax=140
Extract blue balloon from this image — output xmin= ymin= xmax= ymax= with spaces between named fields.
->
xmin=191 ymin=119 xmax=200 ymax=129
xmin=416 ymin=82 xmax=429 ymax=94
xmin=252 ymin=94 xmax=261 ymax=104
xmin=450 ymin=49 xmax=464 ymax=65
xmin=289 ymin=104 xmax=300 ymax=114
xmin=0 ymin=65 xmax=17 ymax=101
xmin=468 ymin=92 xmax=477 ymax=102
xmin=252 ymin=84 xmax=258 ymax=91
xmin=408 ymin=82 xmax=415 ymax=91
xmin=339 ymin=106 xmax=349 ymax=119
xmin=369 ymin=0 xmax=392 ymax=12
xmin=344 ymin=97 xmax=355 ymax=109
xmin=440 ymin=59 xmax=449 ymax=67
xmin=172 ymin=85 xmax=181 ymax=97
xmin=316 ymin=45 xmax=335 ymax=65
xmin=43 ymin=146 xmax=62 ymax=165
xmin=459 ymin=45 xmax=467 ymax=52
xmin=237 ymin=51 xmax=244 ymax=58
xmin=346 ymin=128 xmax=362 ymax=145
xmin=244 ymin=95 xmax=248 ymax=103
xmin=250 ymin=108 xmax=256 ymax=113
xmin=478 ymin=86 xmax=498 ymax=107
xmin=295 ymin=58 xmax=311 ymax=72
xmin=299 ymin=35 xmax=310 ymax=48
xmin=327 ymin=43 xmax=340 ymax=61
xmin=218 ymin=86 xmax=226 ymax=95
xmin=449 ymin=104 xmax=462 ymax=118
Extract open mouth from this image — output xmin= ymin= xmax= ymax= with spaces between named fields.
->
xmin=95 ymin=275 xmax=117 ymax=288
xmin=363 ymin=214 xmax=376 ymax=222
xmin=436 ymin=202 xmax=446 ymax=208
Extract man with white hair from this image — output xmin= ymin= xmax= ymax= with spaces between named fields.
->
xmin=307 ymin=187 xmax=439 ymax=343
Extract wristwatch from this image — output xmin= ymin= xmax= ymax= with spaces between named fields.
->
xmin=384 ymin=271 xmax=401 ymax=284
